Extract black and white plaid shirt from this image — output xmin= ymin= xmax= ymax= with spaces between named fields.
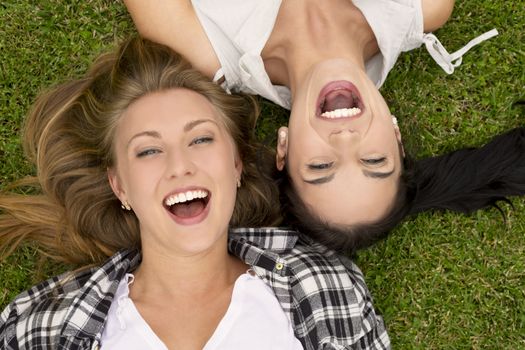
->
xmin=1 ymin=228 xmax=390 ymax=349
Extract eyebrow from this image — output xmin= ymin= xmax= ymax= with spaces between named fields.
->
xmin=127 ymin=130 xmax=161 ymax=148
xmin=126 ymin=119 xmax=217 ymax=147
xmin=183 ymin=118 xmax=217 ymax=132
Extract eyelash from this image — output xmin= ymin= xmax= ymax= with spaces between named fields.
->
xmin=361 ymin=157 xmax=386 ymax=165
xmin=137 ymin=148 xmax=160 ymax=158
xmin=191 ymin=136 xmax=214 ymax=145
xmin=308 ymin=162 xmax=334 ymax=170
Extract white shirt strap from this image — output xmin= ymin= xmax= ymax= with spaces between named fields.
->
xmin=423 ymin=28 xmax=499 ymax=74
xmin=212 ymin=68 xmax=231 ymax=94
xmin=212 ymin=68 xmax=225 ymax=83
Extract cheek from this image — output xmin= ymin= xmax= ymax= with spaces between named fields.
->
xmin=289 ymin=128 xmax=327 ymax=156
xmin=125 ymin=161 xmax=164 ymax=197
xmin=367 ymin=120 xmax=397 ymax=146
xmin=200 ymin=152 xmax=237 ymax=179
xmin=287 ymin=131 xmax=331 ymax=175
xmin=200 ymin=140 xmax=239 ymax=175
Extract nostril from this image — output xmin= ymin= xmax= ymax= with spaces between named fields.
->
xmin=332 ymin=129 xmax=356 ymax=135
xmin=330 ymin=129 xmax=358 ymax=143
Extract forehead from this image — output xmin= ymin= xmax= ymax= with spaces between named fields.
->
xmin=111 ymin=88 xmax=234 ymax=158
xmin=290 ymin=159 xmax=401 ymax=226
xmin=121 ymin=88 xmax=220 ymax=125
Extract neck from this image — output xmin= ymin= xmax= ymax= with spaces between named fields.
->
xmin=262 ymin=0 xmax=378 ymax=97
xmin=130 ymin=235 xmax=246 ymax=300
xmin=284 ymin=36 xmax=369 ymax=96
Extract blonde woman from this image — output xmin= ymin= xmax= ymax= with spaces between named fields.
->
xmin=0 ymin=38 xmax=389 ymax=349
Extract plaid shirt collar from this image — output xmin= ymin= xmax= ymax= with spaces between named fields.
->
xmin=57 ymin=249 xmax=140 ymax=346
xmin=228 ymin=227 xmax=299 ymax=277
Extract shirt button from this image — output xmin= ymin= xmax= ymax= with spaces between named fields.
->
xmin=275 ymin=262 xmax=284 ymax=271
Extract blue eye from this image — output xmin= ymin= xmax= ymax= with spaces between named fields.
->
xmin=308 ymin=162 xmax=333 ymax=170
xmin=191 ymin=136 xmax=214 ymax=145
xmin=361 ymin=157 xmax=386 ymax=165
xmin=137 ymin=149 xmax=160 ymax=158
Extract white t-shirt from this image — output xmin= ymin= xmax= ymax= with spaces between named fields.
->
xmin=100 ymin=273 xmax=303 ymax=349
xmin=191 ymin=0 xmax=497 ymax=109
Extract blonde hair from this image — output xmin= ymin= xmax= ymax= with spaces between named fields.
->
xmin=0 ymin=37 xmax=280 ymax=266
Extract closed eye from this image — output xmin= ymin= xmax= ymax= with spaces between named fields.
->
xmin=361 ymin=157 xmax=386 ymax=165
xmin=308 ymin=162 xmax=334 ymax=170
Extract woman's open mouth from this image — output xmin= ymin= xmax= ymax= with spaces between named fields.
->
xmin=316 ymin=81 xmax=365 ymax=120
xmin=163 ymin=188 xmax=211 ymax=225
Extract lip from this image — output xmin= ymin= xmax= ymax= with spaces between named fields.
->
xmin=315 ymin=80 xmax=365 ymax=120
xmin=163 ymin=186 xmax=211 ymax=226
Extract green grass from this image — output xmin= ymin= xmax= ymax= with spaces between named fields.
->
xmin=1 ymin=1 xmax=524 ymax=348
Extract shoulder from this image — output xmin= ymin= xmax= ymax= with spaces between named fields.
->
xmin=0 ymin=249 xmax=138 ymax=348
xmin=230 ymin=228 xmax=390 ymax=347
xmin=286 ymin=234 xmax=364 ymax=282
xmin=280 ymin=233 xmax=391 ymax=347
xmin=123 ymin=0 xmax=221 ymax=78
xmin=0 ymin=268 xmax=96 ymax=348
xmin=421 ymin=0 xmax=455 ymax=32
xmin=284 ymin=235 xmax=376 ymax=311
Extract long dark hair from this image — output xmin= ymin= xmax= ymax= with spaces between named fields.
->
xmin=280 ymin=126 xmax=525 ymax=254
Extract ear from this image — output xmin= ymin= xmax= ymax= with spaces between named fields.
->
xmin=394 ymin=124 xmax=406 ymax=158
xmin=275 ymin=126 xmax=288 ymax=171
xmin=234 ymin=154 xmax=243 ymax=180
xmin=107 ymin=167 xmax=127 ymax=202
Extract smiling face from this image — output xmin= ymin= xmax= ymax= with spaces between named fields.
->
xmin=278 ymin=59 xmax=403 ymax=226
xmin=108 ymin=89 xmax=242 ymax=256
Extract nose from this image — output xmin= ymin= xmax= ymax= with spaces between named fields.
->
xmin=165 ymin=148 xmax=196 ymax=179
xmin=329 ymin=128 xmax=359 ymax=146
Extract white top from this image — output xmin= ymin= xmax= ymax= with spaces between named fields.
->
xmin=192 ymin=0 xmax=497 ymax=109
xmin=100 ymin=273 xmax=303 ymax=349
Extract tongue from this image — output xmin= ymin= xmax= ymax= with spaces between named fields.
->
xmin=171 ymin=200 xmax=205 ymax=218
xmin=324 ymin=90 xmax=354 ymax=112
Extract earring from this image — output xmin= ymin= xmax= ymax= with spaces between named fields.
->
xmin=121 ymin=201 xmax=131 ymax=211
xmin=236 ymin=178 xmax=241 ymax=188
xmin=278 ymin=130 xmax=287 ymax=145
xmin=392 ymin=116 xmax=398 ymax=126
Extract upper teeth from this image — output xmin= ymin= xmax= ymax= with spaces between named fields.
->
xmin=165 ymin=190 xmax=208 ymax=206
xmin=321 ymin=107 xmax=361 ymax=118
